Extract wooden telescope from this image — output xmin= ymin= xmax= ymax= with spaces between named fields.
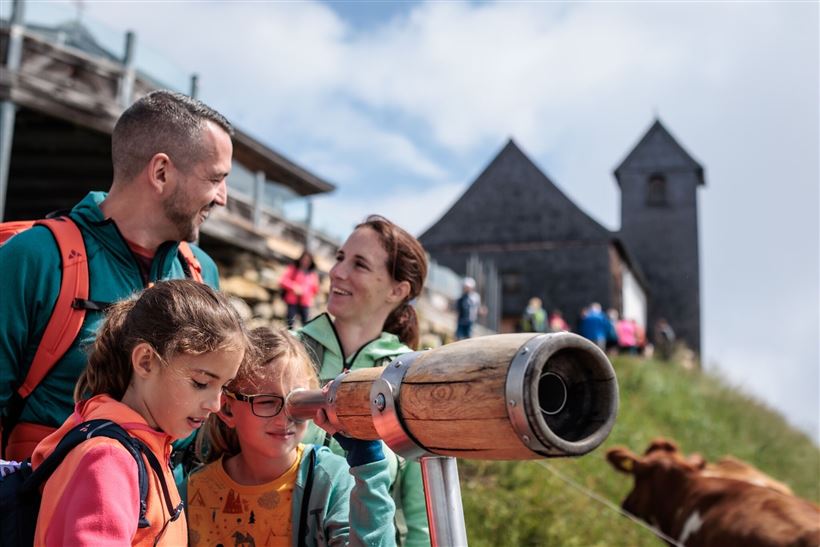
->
xmin=287 ymin=332 xmax=619 ymax=460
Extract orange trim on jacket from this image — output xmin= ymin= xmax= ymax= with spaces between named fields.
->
xmin=32 ymin=395 xmax=187 ymax=546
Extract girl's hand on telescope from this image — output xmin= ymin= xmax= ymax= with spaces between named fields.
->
xmin=314 ymin=407 xmax=338 ymax=436
xmin=314 ymin=383 xmax=338 ymax=435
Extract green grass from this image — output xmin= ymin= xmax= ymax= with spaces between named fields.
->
xmin=459 ymin=356 xmax=820 ymax=546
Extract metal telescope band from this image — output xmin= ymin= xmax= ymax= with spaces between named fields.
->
xmin=370 ymin=352 xmax=469 ymax=547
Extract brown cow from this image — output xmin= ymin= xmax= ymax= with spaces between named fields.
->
xmin=607 ymin=439 xmax=820 ymax=547
xmin=702 ymin=455 xmax=793 ymax=495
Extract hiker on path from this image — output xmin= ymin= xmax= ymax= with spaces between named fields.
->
xmin=455 ymin=277 xmax=482 ymax=340
xmin=279 ymin=250 xmax=320 ymax=328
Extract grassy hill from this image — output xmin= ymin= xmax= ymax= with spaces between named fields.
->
xmin=458 ymin=355 xmax=820 ymax=546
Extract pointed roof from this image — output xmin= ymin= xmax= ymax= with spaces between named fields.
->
xmin=614 ymin=119 xmax=705 ymax=186
xmin=420 ymin=139 xmax=609 ymax=248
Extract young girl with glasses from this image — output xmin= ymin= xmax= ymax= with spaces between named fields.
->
xmin=186 ymin=326 xmax=395 ymax=547
xmin=31 ymin=279 xmax=248 ymax=545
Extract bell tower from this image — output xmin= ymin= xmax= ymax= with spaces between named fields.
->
xmin=615 ymin=120 xmax=705 ymax=356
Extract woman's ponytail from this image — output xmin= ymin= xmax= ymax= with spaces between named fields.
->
xmin=384 ymin=302 xmax=420 ymax=350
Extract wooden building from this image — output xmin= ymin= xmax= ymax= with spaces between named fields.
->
xmin=0 ymin=10 xmax=337 ymax=265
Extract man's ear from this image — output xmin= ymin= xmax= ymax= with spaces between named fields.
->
xmin=131 ymin=343 xmax=156 ymax=379
xmin=388 ymin=280 xmax=411 ymax=305
xmin=146 ymin=152 xmax=172 ymax=194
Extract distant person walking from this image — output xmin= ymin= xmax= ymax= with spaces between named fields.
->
xmin=616 ymin=318 xmax=639 ymax=354
xmin=579 ymin=303 xmax=610 ymax=350
xmin=521 ymin=297 xmax=547 ymax=333
xmin=279 ymin=250 xmax=320 ymax=328
xmin=455 ymin=277 xmax=482 ymax=340
xmin=548 ymin=309 xmax=570 ymax=332
xmin=654 ymin=318 xmax=676 ymax=360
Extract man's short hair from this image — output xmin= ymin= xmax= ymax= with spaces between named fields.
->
xmin=111 ymin=90 xmax=234 ymax=182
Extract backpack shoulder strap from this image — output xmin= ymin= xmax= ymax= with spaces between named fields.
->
xmin=21 ymin=419 xmax=152 ymax=528
xmin=177 ymin=242 xmax=204 ymax=283
xmin=0 ymin=220 xmax=37 ymax=245
xmin=17 ymin=217 xmax=88 ymax=399
xmin=133 ymin=436 xmax=185 ymax=523
xmin=296 ymin=446 xmax=317 ymax=547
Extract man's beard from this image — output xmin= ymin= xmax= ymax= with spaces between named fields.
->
xmin=163 ymin=186 xmax=206 ymax=242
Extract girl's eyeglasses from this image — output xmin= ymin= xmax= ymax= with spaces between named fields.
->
xmin=224 ymin=391 xmax=285 ymax=418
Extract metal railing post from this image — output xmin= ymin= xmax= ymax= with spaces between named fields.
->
xmin=0 ymin=0 xmax=26 ymax=221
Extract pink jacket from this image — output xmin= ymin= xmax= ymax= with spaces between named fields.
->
xmin=279 ymin=264 xmax=320 ymax=307
xmin=32 ymin=395 xmax=186 ymax=546
xmin=616 ymin=319 xmax=638 ymax=348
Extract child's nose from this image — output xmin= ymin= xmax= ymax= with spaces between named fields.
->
xmin=204 ymin=390 xmax=222 ymax=413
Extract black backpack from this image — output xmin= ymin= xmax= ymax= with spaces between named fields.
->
xmin=0 ymin=419 xmax=184 ymax=546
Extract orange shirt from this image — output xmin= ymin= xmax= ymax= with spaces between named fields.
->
xmin=187 ymin=448 xmax=303 ymax=547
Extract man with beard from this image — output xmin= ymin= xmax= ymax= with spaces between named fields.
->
xmin=0 ymin=90 xmax=232 ymax=461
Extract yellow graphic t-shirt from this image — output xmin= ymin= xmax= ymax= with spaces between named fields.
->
xmin=187 ymin=445 xmax=304 ymax=547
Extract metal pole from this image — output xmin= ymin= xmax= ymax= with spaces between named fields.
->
xmin=420 ymin=456 xmax=468 ymax=547
xmin=304 ymin=198 xmax=313 ymax=251
xmin=117 ymin=31 xmax=135 ymax=107
xmin=0 ymin=0 xmax=26 ymax=221
xmin=253 ymin=170 xmax=265 ymax=229
xmin=190 ymin=74 xmax=199 ymax=99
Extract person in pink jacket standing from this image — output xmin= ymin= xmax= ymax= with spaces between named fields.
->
xmin=279 ymin=251 xmax=320 ymax=328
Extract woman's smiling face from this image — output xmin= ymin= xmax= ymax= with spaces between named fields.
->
xmin=327 ymin=226 xmax=403 ymax=322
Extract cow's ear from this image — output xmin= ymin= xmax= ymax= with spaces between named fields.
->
xmin=687 ymin=453 xmax=707 ymax=470
xmin=607 ymin=447 xmax=640 ymax=474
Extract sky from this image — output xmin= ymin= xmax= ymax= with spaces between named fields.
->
xmin=17 ymin=1 xmax=819 ymax=442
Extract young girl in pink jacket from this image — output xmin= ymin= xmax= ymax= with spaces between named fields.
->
xmin=32 ymin=279 xmax=248 ymax=546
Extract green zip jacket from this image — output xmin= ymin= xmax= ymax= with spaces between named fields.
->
xmin=0 ymin=191 xmax=219 ymax=429
xmin=297 ymin=314 xmax=431 ymax=547
xmin=183 ymin=444 xmax=396 ymax=547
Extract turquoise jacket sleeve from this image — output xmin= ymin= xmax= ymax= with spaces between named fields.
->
xmin=0 ymin=227 xmax=61 ymax=414
xmin=306 ymin=447 xmax=396 ymax=547
xmin=342 ymin=458 xmax=396 ymax=547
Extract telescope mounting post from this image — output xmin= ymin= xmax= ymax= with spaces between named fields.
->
xmin=420 ymin=456 xmax=469 ymax=547
xmin=371 ymin=353 xmax=470 ymax=547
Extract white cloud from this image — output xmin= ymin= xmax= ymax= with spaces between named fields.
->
xmin=78 ymin=1 xmax=819 ymax=440
xmin=312 ymin=179 xmax=466 ymax=240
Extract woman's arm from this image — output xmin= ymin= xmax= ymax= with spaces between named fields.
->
xmin=315 ymin=410 xmax=396 ymax=547
xmin=322 ymin=439 xmax=395 ymax=547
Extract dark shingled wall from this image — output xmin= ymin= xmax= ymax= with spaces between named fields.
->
xmin=421 ymin=121 xmax=704 ymax=355
xmin=420 ymin=140 xmax=617 ymax=327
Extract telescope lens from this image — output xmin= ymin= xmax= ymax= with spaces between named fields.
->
xmin=537 ymin=372 xmax=567 ymax=416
